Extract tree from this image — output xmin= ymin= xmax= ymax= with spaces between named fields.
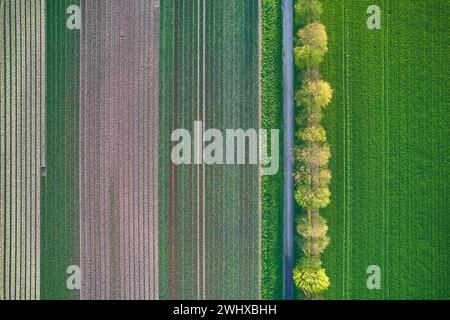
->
xmin=295 ymin=185 xmax=331 ymax=208
xmin=298 ymin=22 xmax=328 ymax=55
xmin=294 ymin=165 xmax=309 ymax=186
xmin=295 ymin=144 xmax=331 ymax=168
xmin=295 ymin=79 xmax=333 ymax=109
xmin=293 ymin=0 xmax=333 ymax=297
xmin=318 ymin=168 xmax=332 ymax=186
xmin=298 ymin=255 xmax=322 ymax=270
xmin=294 ymin=45 xmax=324 ymax=69
xmin=295 ymin=106 xmax=323 ymax=125
xmin=297 ymin=124 xmax=327 ymax=143
xmin=294 ymin=0 xmax=323 ymax=27
xmin=297 ymin=214 xmax=328 ymax=238
xmin=302 ymin=235 xmax=330 ymax=255
xmin=294 ymin=264 xmax=330 ymax=295
xmin=294 ymin=166 xmax=331 ymax=188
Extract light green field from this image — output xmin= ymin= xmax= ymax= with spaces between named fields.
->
xmin=320 ymin=0 xmax=449 ymax=299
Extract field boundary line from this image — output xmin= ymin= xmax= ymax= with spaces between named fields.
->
xmin=345 ymin=3 xmax=352 ymax=301
xmin=257 ymin=0 xmax=262 ymax=300
xmin=340 ymin=0 xmax=347 ymax=300
xmin=384 ymin=0 xmax=390 ymax=299
xmin=196 ymin=0 xmax=200 ymax=300
xmin=202 ymin=0 xmax=206 ymax=300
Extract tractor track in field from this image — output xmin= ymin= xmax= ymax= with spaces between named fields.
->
xmin=345 ymin=2 xmax=352 ymax=300
xmin=168 ymin=0 xmax=178 ymax=298
xmin=341 ymin=0 xmax=349 ymax=299
xmin=257 ymin=0 xmax=262 ymax=299
xmin=383 ymin=0 xmax=391 ymax=299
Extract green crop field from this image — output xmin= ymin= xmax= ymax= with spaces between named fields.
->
xmin=320 ymin=0 xmax=449 ymax=299
xmin=41 ymin=0 xmax=80 ymax=300
xmin=159 ymin=0 xmax=261 ymax=299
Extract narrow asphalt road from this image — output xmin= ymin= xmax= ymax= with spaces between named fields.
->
xmin=282 ymin=0 xmax=295 ymax=300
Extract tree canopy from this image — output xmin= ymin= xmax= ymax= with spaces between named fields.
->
xmin=297 ymin=214 xmax=329 ymax=238
xmin=298 ymin=124 xmax=327 ymax=143
xmin=294 ymin=0 xmax=323 ymax=27
xmin=298 ymin=22 xmax=328 ymax=55
xmin=294 ymin=45 xmax=324 ymax=69
xmin=302 ymin=235 xmax=330 ymax=255
xmin=295 ymin=185 xmax=331 ymax=208
xmin=295 ymin=79 xmax=333 ymax=109
xmin=294 ymin=264 xmax=330 ymax=295
xmin=295 ymin=143 xmax=331 ymax=168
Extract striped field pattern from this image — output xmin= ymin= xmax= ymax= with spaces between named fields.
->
xmin=159 ymin=0 xmax=262 ymax=299
xmin=0 ymin=0 xmax=45 ymax=300
xmin=1 ymin=0 xmax=265 ymax=300
xmin=79 ymin=0 xmax=160 ymax=300
xmin=0 ymin=0 xmax=448 ymax=301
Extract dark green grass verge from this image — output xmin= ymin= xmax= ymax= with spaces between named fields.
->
xmin=261 ymin=0 xmax=284 ymax=300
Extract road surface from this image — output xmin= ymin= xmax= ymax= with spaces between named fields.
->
xmin=282 ymin=0 xmax=294 ymax=300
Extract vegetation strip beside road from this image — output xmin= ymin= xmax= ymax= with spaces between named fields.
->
xmin=261 ymin=0 xmax=284 ymax=300
xmin=292 ymin=0 xmax=333 ymax=299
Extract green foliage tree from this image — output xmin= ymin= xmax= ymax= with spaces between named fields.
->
xmin=295 ymin=79 xmax=333 ymax=109
xmin=293 ymin=0 xmax=332 ymax=298
xmin=294 ymin=166 xmax=331 ymax=188
xmin=296 ymin=214 xmax=328 ymax=238
xmin=294 ymin=45 xmax=324 ymax=69
xmin=302 ymin=235 xmax=330 ymax=255
xmin=297 ymin=124 xmax=326 ymax=143
xmin=293 ymin=165 xmax=310 ymax=186
xmin=295 ymin=144 xmax=331 ymax=168
xmin=318 ymin=168 xmax=332 ymax=186
xmin=295 ymin=185 xmax=331 ymax=208
xmin=294 ymin=264 xmax=330 ymax=295
xmin=299 ymin=255 xmax=322 ymax=270
xmin=298 ymin=22 xmax=328 ymax=55
xmin=295 ymin=106 xmax=324 ymax=125
xmin=294 ymin=0 xmax=323 ymax=27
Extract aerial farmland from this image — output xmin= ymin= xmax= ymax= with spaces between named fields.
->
xmin=0 ymin=0 xmax=45 ymax=300
xmin=41 ymin=0 xmax=80 ymax=300
xmin=320 ymin=0 xmax=449 ymax=299
xmin=159 ymin=0 xmax=262 ymax=299
xmin=0 ymin=0 xmax=448 ymax=303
